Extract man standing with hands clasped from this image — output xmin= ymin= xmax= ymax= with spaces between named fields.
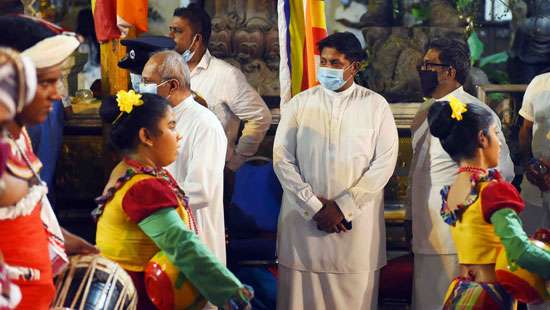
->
xmin=273 ymin=32 xmax=399 ymax=309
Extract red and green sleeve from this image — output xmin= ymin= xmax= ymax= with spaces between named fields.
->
xmin=482 ymin=182 xmax=550 ymax=279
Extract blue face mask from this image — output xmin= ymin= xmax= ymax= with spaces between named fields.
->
xmin=130 ymin=73 xmax=141 ymax=91
xmin=182 ymin=35 xmax=198 ymax=63
xmin=139 ymin=82 xmax=157 ymax=94
xmin=317 ymin=64 xmax=354 ymax=91
xmin=138 ymin=80 xmax=171 ymax=95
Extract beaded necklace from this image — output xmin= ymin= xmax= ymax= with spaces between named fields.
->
xmin=93 ymin=158 xmax=197 ymax=233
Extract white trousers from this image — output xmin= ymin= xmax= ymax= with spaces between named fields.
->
xmin=277 ymin=265 xmax=380 ymax=310
xmin=412 ymin=254 xmax=459 ymax=310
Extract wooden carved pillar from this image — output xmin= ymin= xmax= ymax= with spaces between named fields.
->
xmin=208 ymin=0 xmax=279 ymax=97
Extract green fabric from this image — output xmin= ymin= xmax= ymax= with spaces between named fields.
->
xmin=491 ymin=208 xmax=550 ymax=279
xmin=139 ymin=208 xmax=244 ymax=306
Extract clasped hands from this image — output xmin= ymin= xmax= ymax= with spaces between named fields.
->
xmin=312 ymin=197 xmax=348 ymax=234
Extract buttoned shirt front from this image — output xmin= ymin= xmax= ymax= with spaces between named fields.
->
xmin=273 ymin=83 xmax=399 ymax=273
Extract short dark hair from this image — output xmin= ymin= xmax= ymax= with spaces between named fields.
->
xmin=428 ymin=101 xmax=494 ymax=162
xmin=428 ymin=38 xmax=471 ymax=85
xmin=317 ymin=32 xmax=367 ymax=63
xmin=173 ymin=4 xmax=212 ymax=45
xmin=100 ymin=93 xmax=170 ymax=153
xmin=0 ymin=16 xmax=56 ymax=51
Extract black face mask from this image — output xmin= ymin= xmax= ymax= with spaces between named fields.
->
xmin=418 ymin=70 xmax=438 ymax=97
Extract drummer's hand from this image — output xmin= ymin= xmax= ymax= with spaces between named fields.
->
xmin=62 ymin=228 xmax=99 ymax=255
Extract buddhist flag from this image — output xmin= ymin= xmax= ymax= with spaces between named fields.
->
xmin=278 ymin=0 xmax=327 ymax=104
xmin=92 ymin=0 xmax=148 ymax=42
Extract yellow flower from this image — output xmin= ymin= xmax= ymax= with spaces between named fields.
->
xmin=449 ymin=96 xmax=468 ymax=121
xmin=116 ymin=90 xmax=143 ymax=114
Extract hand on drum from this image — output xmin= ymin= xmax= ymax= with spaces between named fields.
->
xmin=62 ymin=228 xmax=99 ymax=255
xmin=313 ymin=198 xmax=346 ymax=234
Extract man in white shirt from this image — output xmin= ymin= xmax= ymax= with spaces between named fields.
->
xmin=519 ymin=73 xmax=550 ymax=236
xmin=168 ymin=5 xmax=272 ymax=200
xmin=273 ymin=32 xmax=398 ymax=309
xmin=141 ymin=50 xmax=228 ymax=265
xmin=407 ymin=38 xmax=514 ymax=310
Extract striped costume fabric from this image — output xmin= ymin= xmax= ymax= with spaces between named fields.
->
xmin=443 ymin=277 xmax=516 ymax=310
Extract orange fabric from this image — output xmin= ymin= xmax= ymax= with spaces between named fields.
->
xmin=0 ymin=204 xmax=55 ymax=310
xmin=451 ymin=182 xmax=503 ymax=264
xmin=117 ymin=0 xmax=148 ymax=33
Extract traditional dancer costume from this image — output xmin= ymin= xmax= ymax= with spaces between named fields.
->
xmin=0 ymin=129 xmax=67 ymax=309
xmin=441 ymin=168 xmax=550 ymax=309
xmin=95 ymin=158 xmax=247 ymax=309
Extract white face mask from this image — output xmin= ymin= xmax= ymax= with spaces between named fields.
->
xmin=130 ymin=73 xmax=142 ymax=91
xmin=138 ymin=80 xmax=171 ymax=95
xmin=181 ymin=35 xmax=198 ymax=63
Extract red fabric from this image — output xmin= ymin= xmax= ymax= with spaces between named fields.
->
xmin=379 ymin=254 xmax=413 ymax=302
xmin=127 ymin=271 xmax=156 ymax=310
xmin=0 ymin=204 xmax=54 ymax=310
xmin=93 ymin=0 xmax=121 ymax=42
xmin=480 ymin=181 xmax=525 ymax=223
xmin=495 ymin=270 xmax=544 ymax=304
xmin=122 ymin=178 xmax=179 ymax=223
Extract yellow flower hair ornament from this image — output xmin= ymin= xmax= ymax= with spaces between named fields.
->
xmin=448 ymin=96 xmax=468 ymax=121
xmin=112 ymin=90 xmax=144 ymax=125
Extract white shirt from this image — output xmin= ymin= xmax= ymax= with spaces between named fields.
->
xmin=165 ymin=96 xmax=228 ymax=263
xmin=407 ymin=87 xmax=514 ymax=254
xmin=273 ymin=83 xmax=399 ymax=273
xmin=519 ymin=72 xmax=550 ymax=206
xmin=190 ymin=50 xmax=272 ymax=171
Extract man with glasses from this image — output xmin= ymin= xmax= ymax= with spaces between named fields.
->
xmin=407 ymin=37 xmax=514 ymax=309
xmin=141 ymin=50 xmax=228 ymax=272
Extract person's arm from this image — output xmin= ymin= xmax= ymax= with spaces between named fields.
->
xmin=181 ymin=125 xmax=227 ymax=211
xmin=333 ymin=100 xmax=399 ymax=222
xmin=139 ymin=208 xmax=250 ymax=307
xmin=273 ymin=100 xmax=322 ymax=221
xmin=518 ymin=77 xmax=537 ymax=163
xmin=121 ymin=179 xmax=251 ymax=307
xmin=224 ymin=68 xmax=272 ymax=171
xmin=481 ymin=181 xmax=550 ymax=279
xmin=519 ymin=119 xmax=533 ymax=162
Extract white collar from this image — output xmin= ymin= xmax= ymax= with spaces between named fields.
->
xmin=439 ymin=86 xmax=465 ymax=101
xmin=321 ymin=82 xmax=357 ymax=98
xmin=172 ymin=94 xmax=197 ymax=114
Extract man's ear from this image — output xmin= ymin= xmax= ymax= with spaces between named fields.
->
xmin=138 ymin=128 xmax=154 ymax=147
xmin=447 ymin=66 xmax=457 ymax=80
xmin=169 ymin=79 xmax=180 ymax=94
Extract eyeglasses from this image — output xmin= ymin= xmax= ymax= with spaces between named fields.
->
xmin=168 ymin=26 xmax=183 ymax=34
xmin=417 ymin=62 xmax=452 ymax=71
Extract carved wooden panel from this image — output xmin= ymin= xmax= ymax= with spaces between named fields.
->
xmin=206 ymin=0 xmax=279 ymax=97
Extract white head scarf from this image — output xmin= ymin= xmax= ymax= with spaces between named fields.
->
xmin=22 ymin=34 xmax=80 ymax=69
xmin=0 ymin=48 xmax=37 ymax=117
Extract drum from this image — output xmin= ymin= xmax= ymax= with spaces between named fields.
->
xmin=53 ymin=255 xmax=137 ymax=310
xmin=144 ymin=251 xmax=206 ymax=310
xmin=495 ymin=239 xmax=550 ymax=305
